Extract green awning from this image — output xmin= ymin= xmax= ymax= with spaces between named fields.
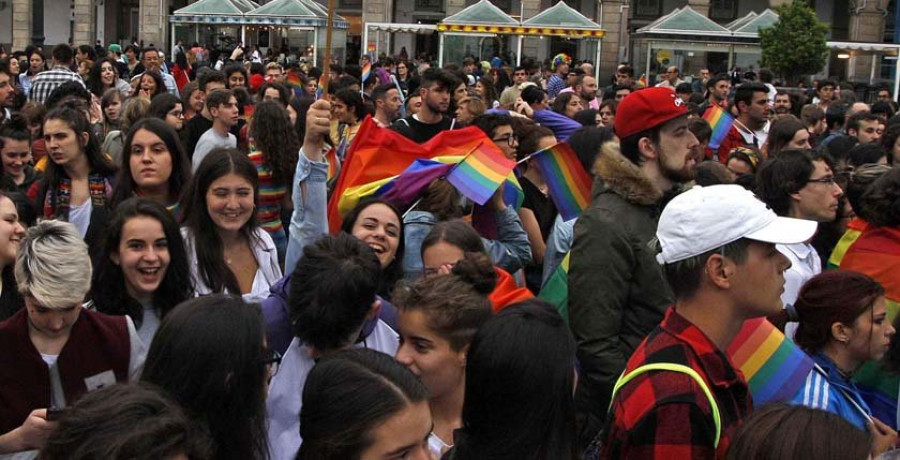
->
xmin=244 ymin=0 xmax=348 ymax=28
xmin=522 ymin=1 xmax=601 ymax=31
xmin=636 ymin=6 xmax=733 ymax=37
xmin=441 ymin=0 xmax=519 ymax=26
xmin=731 ymin=9 xmax=780 ymax=37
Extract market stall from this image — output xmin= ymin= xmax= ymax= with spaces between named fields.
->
xmin=362 ymin=22 xmax=438 ymax=62
xmin=169 ymin=0 xmax=259 ymax=52
xmin=244 ymin=0 xmax=348 ymax=67
xmin=519 ymin=2 xmax=605 ymax=76
xmin=435 ymin=0 xmax=521 ymax=67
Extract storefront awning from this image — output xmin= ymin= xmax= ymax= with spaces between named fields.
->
xmin=365 ymin=22 xmax=438 ymax=34
xmin=827 ymin=41 xmax=900 ymax=55
xmin=244 ymin=0 xmax=348 ymax=28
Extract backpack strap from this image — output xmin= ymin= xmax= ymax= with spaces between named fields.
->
xmin=610 ymin=363 xmax=722 ymax=449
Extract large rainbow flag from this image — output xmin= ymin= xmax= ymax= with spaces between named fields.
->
xmin=447 ymin=143 xmax=516 ymax=205
xmin=703 ymin=105 xmax=735 ymax=150
xmin=530 ymin=143 xmax=592 ymax=221
xmin=827 ymin=218 xmax=869 ymax=269
xmin=840 ymin=225 xmax=900 ymax=427
xmin=726 ymin=318 xmax=814 ymax=404
xmin=326 ymin=118 xmax=496 ymax=233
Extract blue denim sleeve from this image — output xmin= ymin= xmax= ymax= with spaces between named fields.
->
xmin=284 ymin=150 xmax=329 ymax=276
xmin=482 ymin=206 xmax=532 ymax=273
xmin=542 ymin=215 xmax=576 ymax=286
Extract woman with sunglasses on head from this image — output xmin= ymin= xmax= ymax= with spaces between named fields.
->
xmin=91 ymin=198 xmax=193 ymax=347
xmin=141 ymin=295 xmax=272 ymax=460
xmin=28 ymin=104 xmax=117 ymax=255
xmin=180 ymin=148 xmax=282 ymax=304
xmin=111 ymin=118 xmax=190 ymax=214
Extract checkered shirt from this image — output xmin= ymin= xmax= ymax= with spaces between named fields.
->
xmin=27 ymin=66 xmax=85 ymax=105
xmin=598 ymin=307 xmax=753 ymax=460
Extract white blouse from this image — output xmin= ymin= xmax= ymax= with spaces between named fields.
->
xmin=182 ymin=227 xmax=283 ymax=304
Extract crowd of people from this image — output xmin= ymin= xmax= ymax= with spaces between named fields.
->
xmin=0 ymin=38 xmax=898 ymax=460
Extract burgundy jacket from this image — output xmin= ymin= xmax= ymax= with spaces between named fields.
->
xmin=0 ymin=308 xmax=131 ymax=433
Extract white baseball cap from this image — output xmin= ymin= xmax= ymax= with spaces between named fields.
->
xmin=656 ymin=185 xmax=818 ymax=265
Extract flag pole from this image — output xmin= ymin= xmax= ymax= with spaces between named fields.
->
xmin=320 ymin=0 xmax=337 ymax=97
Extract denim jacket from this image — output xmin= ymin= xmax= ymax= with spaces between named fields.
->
xmin=284 ymin=150 xmax=330 ymax=276
xmin=402 ymin=208 xmax=532 ymax=280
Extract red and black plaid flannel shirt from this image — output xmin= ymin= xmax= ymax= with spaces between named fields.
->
xmin=599 ymin=307 xmax=753 ymax=460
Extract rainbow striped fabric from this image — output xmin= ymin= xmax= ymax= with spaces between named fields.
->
xmin=248 ymin=151 xmax=287 ymax=234
xmin=726 ymin=318 xmax=814 ymax=404
xmin=285 ymin=69 xmax=304 ymax=97
xmin=827 ymin=218 xmax=869 ymax=269
xmin=530 ymin=143 xmax=592 ymax=221
xmin=361 ymin=62 xmax=372 ymax=84
xmin=446 ymin=143 xmax=517 ymax=206
xmin=539 ymin=252 xmax=570 ymax=322
xmin=703 ymin=105 xmax=735 ymax=150
xmin=315 ymin=74 xmax=327 ymax=100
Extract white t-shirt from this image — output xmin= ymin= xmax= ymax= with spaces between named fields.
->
xmin=68 ymin=200 xmax=92 ymax=238
xmin=192 ymin=128 xmax=236 ymax=171
xmin=779 ymin=242 xmax=822 ymax=338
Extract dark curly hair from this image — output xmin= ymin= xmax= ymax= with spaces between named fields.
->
xmin=138 ymin=71 xmax=167 ymax=100
xmin=861 ymin=166 xmax=900 ymax=227
xmin=248 ymin=101 xmax=300 ymax=187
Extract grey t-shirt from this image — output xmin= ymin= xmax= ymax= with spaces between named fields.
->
xmin=192 ymin=128 xmax=236 ymax=171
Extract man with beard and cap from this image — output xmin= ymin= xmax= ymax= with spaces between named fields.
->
xmin=392 ymin=68 xmax=459 ymax=144
xmin=568 ymin=87 xmax=699 ymax=447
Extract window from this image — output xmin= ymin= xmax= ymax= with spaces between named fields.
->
xmin=415 ymin=0 xmax=443 ymax=12
xmin=709 ymin=0 xmax=737 ymax=21
xmin=339 ymin=0 xmax=362 ymax=8
xmin=634 ymin=0 xmax=662 ymax=18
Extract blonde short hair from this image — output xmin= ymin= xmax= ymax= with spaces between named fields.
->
xmin=16 ymin=220 xmax=91 ymax=309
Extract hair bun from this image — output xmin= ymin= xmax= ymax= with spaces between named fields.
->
xmin=451 ymin=252 xmax=497 ymax=295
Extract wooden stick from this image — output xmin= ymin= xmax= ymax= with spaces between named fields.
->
xmin=320 ymin=0 xmax=337 ymax=96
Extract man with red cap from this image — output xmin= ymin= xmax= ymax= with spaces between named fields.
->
xmin=568 ymin=87 xmax=699 ymax=446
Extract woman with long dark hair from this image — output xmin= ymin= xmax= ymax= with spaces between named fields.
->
xmin=136 ymin=71 xmax=166 ymax=100
xmin=298 ymin=349 xmax=432 ymax=460
xmin=171 ymin=51 xmax=191 ymax=92
xmin=141 ymin=295 xmax=271 ymax=460
xmin=179 ymin=148 xmax=281 ymax=303
xmin=86 ymin=57 xmax=131 ymax=101
xmin=91 ymin=198 xmax=193 ymax=346
xmin=20 ymin=49 xmax=45 ymax=97
xmin=111 ymin=118 xmax=189 ymax=212
xmin=446 ymin=298 xmax=578 ymax=459
xmin=148 ymin=93 xmax=185 ymax=133
xmin=248 ymin=101 xmax=299 ymax=261
xmin=0 ymin=114 xmax=41 ymax=194
xmin=27 ymin=104 xmax=117 ymax=254
xmin=99 ymin=88 xmax=123 ymax=142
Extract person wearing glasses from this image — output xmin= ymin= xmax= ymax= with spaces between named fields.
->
xmin=141 ymin=294 xmax=272 ymax=460
xmin=756 ymin=149 xmax=844 ymax=337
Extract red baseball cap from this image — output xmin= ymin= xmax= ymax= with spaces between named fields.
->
xmin=614 ymin=87 xmax=689 ymax=139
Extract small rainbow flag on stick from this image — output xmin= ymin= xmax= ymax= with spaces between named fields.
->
xmin=315 ymin=74 xmax=327 ymax=100
xmin=361 ymin=61 xmax=372 ymax=84
xmin=530 ymin=143 xmax=592 ymax=221
xmin=727 ymin=317 xmax=814 ymax=404
xmin=447 ymin=143 xmax=516 ymax=206
xmin=703 ymin=105 xmax=735 ymax=150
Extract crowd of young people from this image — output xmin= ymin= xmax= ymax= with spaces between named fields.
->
xmin=0 ymin=39 xmax=898 ymax=460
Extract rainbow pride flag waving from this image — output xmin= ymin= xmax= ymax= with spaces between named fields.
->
xmin=727 ymin=318 xmax=814 ymax=404
xmin=447 ymin=143 xmax=517 ymax=206
xmin=530 ymin=143 xmax=592 ymax=221
xmin=703 ymin=105 xmax=735 ymax=150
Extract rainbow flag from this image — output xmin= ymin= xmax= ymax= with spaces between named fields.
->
xmin=325 ymin=148 xmax=340 ymax=182
xmin=316 ymin=74 xmax=327 ymax=100
xmin=446 ymin=143 xmax=516 ymax=206
xmin=840 ymin=226 xmax=900 ymax=427
xmin=703 ymin=105 xmax=735 ymax=150
xmin=361 ymin=62 xmax=372 ymax=84
xmin=726 ymin=318 xmax=814 ymax=404
xmin=285 ymin=69 xmax=305 ymax=98
xmin=530 ymin=143 xmax=592 ymax=221
xmin=827 ymin=218 xmax=869 ymax=269
xmin=503 ymin=173 xmax=524 ymax=210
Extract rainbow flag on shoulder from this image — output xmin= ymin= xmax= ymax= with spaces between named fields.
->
xmin=727 ymin=318 xmax=814 ymax=404
xmin=447 ymin=143 xmax=516 ymax=206
xmin=703 ymin=105 xmax=735 ymax=150
xmin=361 ymin=61 xmax=372 ymax=84
xmin=530 ymin=143 xmax=592 ymax=221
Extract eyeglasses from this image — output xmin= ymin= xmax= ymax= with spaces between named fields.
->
xmin=167 ymin=110 xmax=184 ymax=118
xmin=262 ymin=348 xmax=282 ymax=376
xmin=806 ymin=175 xmax=836 ymax=186
xmin=492 ymin=133 xmax=518 ymax=147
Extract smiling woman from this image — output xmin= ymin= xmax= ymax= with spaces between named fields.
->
xmin=179 ymin=148 xmax=281 ymax=303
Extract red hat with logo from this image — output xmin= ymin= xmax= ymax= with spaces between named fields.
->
xmin=614 ymin=87 xmax=689 ymax=139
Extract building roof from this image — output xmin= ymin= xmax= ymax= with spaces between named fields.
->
xmin=441 ymin=0 xmax=519 ymax=26
xmin=173 ymin=0 xmax=257 ymax=16
xmin=522 ymin=1 xmax=602 ymax=30
xmin=636 ymin=6 xmax=733 ymax=37
xmin=731 ymin=9 xmax=780 ymax=37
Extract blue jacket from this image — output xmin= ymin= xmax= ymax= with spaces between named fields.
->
xmin=790 ymin=352 xmax=873 ymax=431
xmin=402 ymin=208 xmax=532 ymax=280
xmin=284 ymin=151 xmax=329 ymax=276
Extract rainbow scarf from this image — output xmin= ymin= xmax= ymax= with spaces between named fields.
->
xmin=43 ymin=174 xmax=112 ymax=220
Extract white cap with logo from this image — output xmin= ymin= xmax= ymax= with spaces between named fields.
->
xmin=656 ymin=185 xmax=819 ymax=265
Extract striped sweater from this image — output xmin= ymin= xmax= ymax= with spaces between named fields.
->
xmin=248 ymin=150 xmax=287 ymax=234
